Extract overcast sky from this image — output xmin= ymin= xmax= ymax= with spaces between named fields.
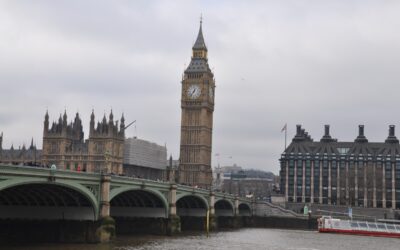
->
xmin=2 ymin=1 xmax=400 ymax=174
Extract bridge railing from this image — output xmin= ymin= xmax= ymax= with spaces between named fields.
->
xmin=111 ymin=174 xmax=169 ymax=184
xmin=0 ymin=164 xmax=101 ymax=178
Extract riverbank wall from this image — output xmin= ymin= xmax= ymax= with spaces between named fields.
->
xmin=250 ymin=216 xmax=317 ymax=230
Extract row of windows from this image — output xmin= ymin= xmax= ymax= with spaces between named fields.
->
xmin=66 ymin=162 xmax=87 ymax=170
xmin=285 ymin=163 xmax=400 ymax=175
xmin=284 ymin=160 xmax=400 ymax=168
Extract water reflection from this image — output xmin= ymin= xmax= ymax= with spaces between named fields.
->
xmin=2 ymin=229 xmax=399 ymax=250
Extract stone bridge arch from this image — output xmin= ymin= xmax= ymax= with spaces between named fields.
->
xmin=176 ymin=194 xmax=209 ymax=217
xmin=109 ymin=187 xmax=168 ymax=218
xmin=0 ymin=179 xmax=99 ymax=221
xmin=214 ymin=199 xmax=234 ymax=217
xmin=238 ymin=202 xmax=252 ymax=216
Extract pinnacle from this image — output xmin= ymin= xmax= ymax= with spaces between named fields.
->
xmin=192 ymin=20 xmax=207 ymax=51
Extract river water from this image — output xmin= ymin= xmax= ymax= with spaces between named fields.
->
xmin=2 ymin=229 xmax=399 ymax=250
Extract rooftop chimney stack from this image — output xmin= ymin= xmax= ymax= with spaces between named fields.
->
xmin=389 ymin=125 xmax=395 ymax=137
xmin=359 ymin=125 xmax=364 ymax=137
xmin=355 ymin=124 xmax=368 ymax=143
xmin=292 ymin=124 xmax=313 ymax=142
xmin=296 ymin=125 xmax=301 ymax=136
xmin=324 ymin=125 xmax=330 ymax=136
xmin=385 ymin=125 xmax=399 ymax=144
xmin=321 ymin=124 xmax=335 ymax=142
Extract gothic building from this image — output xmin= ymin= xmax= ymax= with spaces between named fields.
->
xmin=280 ymin=124 xmax=400 ymax=209
xmin=0 ymin=133 xmax=41 ymax=166
xmin=178 ymin=20 xmax=215 ymax=188
xmin=41 ymin=110 xmax=125 ymax=174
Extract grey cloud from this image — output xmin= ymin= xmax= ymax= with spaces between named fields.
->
xmin=2 ymin=1 xmax=400 ymax=174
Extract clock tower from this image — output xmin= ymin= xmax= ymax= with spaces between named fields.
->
xmin=179 ymin=20 xmax=215 ymax=189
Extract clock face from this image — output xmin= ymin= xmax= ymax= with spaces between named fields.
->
xmin=187 ymin=84 xmax=201 ymax=99
xmin=209 ymin=86 xmax=214 ymax=100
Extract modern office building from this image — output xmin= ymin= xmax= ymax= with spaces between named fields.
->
xmin=280 ymin=124 xmax=400 ymax=209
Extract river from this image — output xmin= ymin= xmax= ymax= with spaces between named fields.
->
xmin=2 ymin=229 xmax=399 ymax=250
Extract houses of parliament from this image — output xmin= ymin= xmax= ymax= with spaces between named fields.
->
xmin=0 ymin=110 xmax=125 ymax=174
xmin=0 ymin=21 xmax=216 ymax=188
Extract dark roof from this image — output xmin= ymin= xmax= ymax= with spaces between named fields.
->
xmin=185 ymin=58 xmax=212 ymax=73
xmin=282 ymin=125 xmax=400 ymax=158
xmin=192 ymin=22 xmax=207 ymax=51
xmin=283 ymin=140 xmax=400 ymax=158
xmin=0 ymin=148 xmax=42 ymax=160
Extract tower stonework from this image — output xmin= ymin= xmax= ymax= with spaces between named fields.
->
xmin=179 ymin=21 xmax=215 ymax=188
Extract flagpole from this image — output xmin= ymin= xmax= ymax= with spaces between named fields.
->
xmin=281 ymin=123 xmax=287 ymax=152
xmin=285 ymin=127 xmax=287 ymax=151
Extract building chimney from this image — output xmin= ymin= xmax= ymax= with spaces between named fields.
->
xmin=321 ymin=124 xmax=335 ymax=142
xmin=293 ymin=125 xmax=305 ymax=142
xmin=324 ymin=125 xmax=330 ymax=136
xmin=359 ymin=125 xmax=364 ymax=136
xmin=296 ymin=125 xmax=301 ymax=136
xmin=389 ymin=125 xmax=395 ymax=137
xmin=385 ymin=125 xmax=399 ymax=144
xmin=355 ymin=125 xmax=368 ymax=143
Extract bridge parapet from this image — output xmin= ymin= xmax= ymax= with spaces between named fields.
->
xmin=0 ymin=164 xmax=101 ymax=180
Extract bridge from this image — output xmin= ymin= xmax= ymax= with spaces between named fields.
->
xmin=0 ymin=165 xmax=253 ymax=243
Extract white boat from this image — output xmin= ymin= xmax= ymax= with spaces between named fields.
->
xmin=318 ymin=216 xmax=400 ymax=238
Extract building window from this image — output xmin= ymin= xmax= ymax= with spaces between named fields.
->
xmin=337 ymin=148 xmax=350 ymax=155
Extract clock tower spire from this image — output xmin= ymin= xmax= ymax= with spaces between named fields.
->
xmin=178 ymin=20 xmax=215 ymax=189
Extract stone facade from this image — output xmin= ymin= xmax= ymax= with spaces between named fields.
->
xmin=41 ymin=110 xmax=124 ymax=174
xmin=179 ymin=21 xmax=215 ymax=189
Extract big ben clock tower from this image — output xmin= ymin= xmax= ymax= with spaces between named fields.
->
xmin=179 ymin=20 xmax=215 ymax=189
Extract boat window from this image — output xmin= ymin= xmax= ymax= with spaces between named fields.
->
xmin=367 ymin=223 xmax=377 ymax=229
xmin=358 ymin=222 xmax=367 ymax=228
xmin=377 ymin=223 xmax=386 ymax=229
xmin=386 ymin=224 xmax=395 ymax=230
xmin=395 ymin=225 xmax=400 ymax=231
xmin=350 ymin=222 xmax=359 ymax=228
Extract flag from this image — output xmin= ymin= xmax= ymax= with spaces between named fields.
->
xmin=281 ymin=123 xmax=287 ymax=133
